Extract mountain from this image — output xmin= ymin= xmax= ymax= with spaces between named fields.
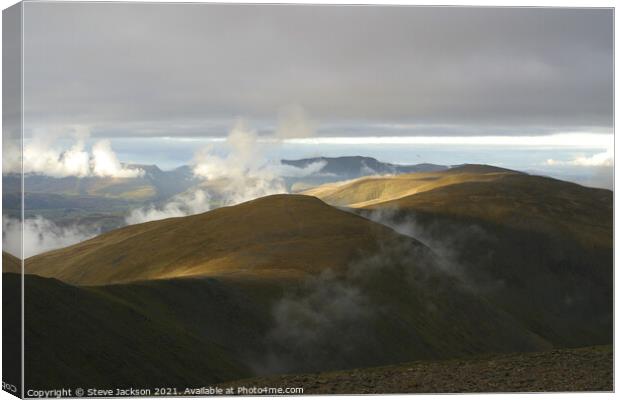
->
xmin=282 ymin=156 xmax=447 ymax=178
xmin=25 ymin=194 xmax=425 ymax=285
xmin=302 ymin=164 xmax=521 ymax=208
xmin=8 ymin=265 xmax=552 ymax=390
xmin=20 ymin=194 xmax=563 ymax=386
xmin=281 ymin=156 xmax=447 ymax=192
xmin=303 ymin=164 xmax=611 ymax=249
xmin=2 ymin=252 xmax=21 ymax=273
xmin=5 ymin=164 xmax=197 ymax=202
xmin=13 ymin=167 xmax=613 ymax=390
xmin=305 ymin=164 xmax=613 ymax=348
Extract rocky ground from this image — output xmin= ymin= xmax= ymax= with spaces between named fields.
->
xmin=224 ymin=345 xmax=612 ymax=394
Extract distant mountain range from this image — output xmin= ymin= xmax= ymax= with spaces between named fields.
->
xmin=3 ymin=156 xmax=450 ymax=231
xmin=3 ymin=164 xmax=197 ymax=202
xmin=282 ymin=156 xmax=447 ymax=178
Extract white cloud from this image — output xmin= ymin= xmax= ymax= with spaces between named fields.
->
xmin=91 ymin=139 xmax=142 ymax=178
xmin=122 ymin=108 xmax=326 ymax=225
xmin=546 ymin=149 xmax=614 ymax=167
xmin=275 ymin=160 xmax=327 ymax=177
xmin=192 ymin=120 xmax=288 ymax=204
xmin=5 ymin=127 xmax=143 ymax=178
xmin=190 ymin=110 xmax=321 ymax=207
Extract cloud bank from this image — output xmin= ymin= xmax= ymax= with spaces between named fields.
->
xmin=24 ymin=5 xmax=612 ymax=136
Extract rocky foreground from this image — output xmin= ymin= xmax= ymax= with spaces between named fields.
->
xmin=224 ymin=346 xmax=612 ymax=394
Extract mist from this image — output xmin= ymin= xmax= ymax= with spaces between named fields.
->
xmin=2 ymin=215 xmax=100 ymax=258
xmin=125 ymin=189 xmax=211 ymax=224
xmin=259 ymin=232 xmax=445 ymax=374
xmin=255 ymin=205 xmax=508 ymax=374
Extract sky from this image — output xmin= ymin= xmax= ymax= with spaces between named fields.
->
xmin=10 ymin=3 xmax=615 ymax=188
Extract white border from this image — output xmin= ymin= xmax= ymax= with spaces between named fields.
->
xmin=0 ymin=2 xmax=616 ymax=400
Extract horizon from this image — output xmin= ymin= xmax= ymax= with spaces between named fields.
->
xmin=13 ymin=130 xmax=612 ymax=190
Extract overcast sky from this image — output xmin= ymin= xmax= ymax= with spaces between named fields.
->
xmin=23 ymin=3 xmax=613 ymax=138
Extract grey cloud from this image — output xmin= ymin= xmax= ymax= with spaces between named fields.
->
xmin=23 ymin=4 xmax=612 ymax=136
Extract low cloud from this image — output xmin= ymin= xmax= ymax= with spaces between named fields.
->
xmin=259 ymin=232 xmax=443 ymax=374
xmin=362 ymin=208 xmax=492 ymax=283
xmin=125 ymin=189 xmax=211 ymax=224
xmin=3 ymin=215 xmax=99 ymax=258
xmin=260 ymin=269 xmax=376 ymax=374
xmin=120 ymin=107 xmax=324 ymax=225
xmin=91 ymin=140 xmax=143 ymax=178
xmin=191 ymin=119 xmax=288 ymax=205
xmin=273 ymin=161 xmax=327 ymax=178
xmin=5 ymin=127 xmax=143 ymax=178
xmin=190 ymin=107 xmax=321 ymax=206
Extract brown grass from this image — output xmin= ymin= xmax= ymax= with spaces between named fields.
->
xmin=25 ymin=194 xmax=420 ymax=285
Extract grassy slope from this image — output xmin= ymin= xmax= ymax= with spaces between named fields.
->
xmin=302 ymin=165 xmax=517 ymax=208
xmin=25 ymin=194 xmax=422 ymax=285
xmin=365 ymin=172 xmax=612 ymax=249
xmin=304 ymin=164 xmax=611 ymax=249
xmin=2 ymin=252 xmax=21 ymax=273
xmin=225 ymin=345 xmax=612 ymax=393
xmin=9 ymin=270 xmax=554 ymax=389
xmin=3 ymin=273 xmax=251 ymax=390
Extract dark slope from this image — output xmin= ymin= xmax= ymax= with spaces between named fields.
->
xmin=11 ymin=264 xmax=552 ymax=389
xmin=358 ymin=173 xmax=613 ymax=348
xmin=4 ymin=273 xmax=251 ymax=390
xmin=3 ymin=269 xmax=22 ymax=395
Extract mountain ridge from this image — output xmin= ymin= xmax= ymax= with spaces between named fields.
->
xmin=25 ymin=194 xmax=426 ymax=285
